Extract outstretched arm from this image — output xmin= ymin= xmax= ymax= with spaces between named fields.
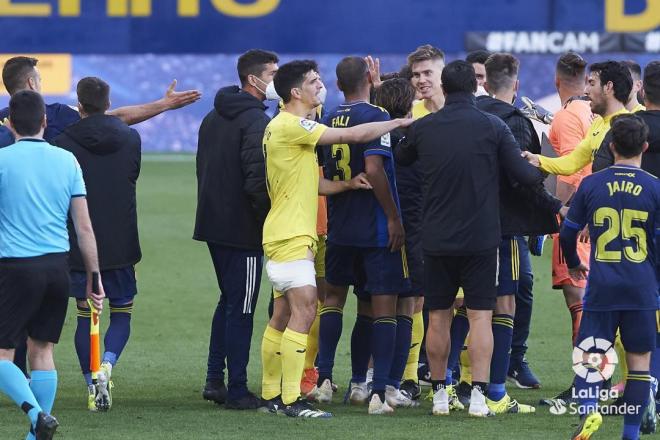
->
xmin=317 ymin=118 xmax=412 ymax=146
xmin=107 ymin=80 xmax=201 ymax=125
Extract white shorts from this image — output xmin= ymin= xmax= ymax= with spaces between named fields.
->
xmin=266 ymin=259 xmax=316 ymax=293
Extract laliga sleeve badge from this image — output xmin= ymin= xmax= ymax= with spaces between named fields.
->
xmin=380 ymin=133 xmax=391 ymax=148
xmin=300 ymin=118 xmax=318 ymax=132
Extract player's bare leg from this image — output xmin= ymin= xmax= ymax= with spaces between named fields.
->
xmin=426 ymin=308 xmax=453 ymax=415
xmin=466 ymin=309 xmax=494 ymax=417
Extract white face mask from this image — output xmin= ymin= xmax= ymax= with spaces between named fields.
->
xmin=253 ymin=76 xmax=280 ymax=101
xmin=475 ymin=85 xmax=488 ymax=97
xmin=318 ymin=85 xmax=328 ymax=105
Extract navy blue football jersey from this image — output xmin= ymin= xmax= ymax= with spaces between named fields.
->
xmin=564 ymin=165 xmax=660 ymax=311
xmin=321 ymin=102 xmax=401 ymax=247
xmin=0 ymin=102 xmax=80 ymax=144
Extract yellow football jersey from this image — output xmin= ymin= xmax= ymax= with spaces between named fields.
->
xmin=539 ymin=107 xmax=629 ymax=176
xmin=412 ymin=99 xmax=431 ymax=120
xmin=262 ymin=111 xmax=328 ymax=260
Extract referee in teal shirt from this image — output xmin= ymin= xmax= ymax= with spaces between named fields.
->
xmin=0 ymin=90 xmax=105 ymax=440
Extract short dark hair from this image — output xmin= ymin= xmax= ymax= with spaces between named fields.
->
xmin=77 ymin=77 xmax=110 ymax=115
xmin=466 ymin=50 xmax=491 ymax=65
xmin=336 ymin=56 xmax=368 ymax=96
xmin=273 ymin=60 xmax=318 ymax=104
xmin=589 ymin=61 xmax=633 ymax=104
xmin=9 ymin=90 xmax=45 ymax=136
xmin=441 ymin=60 xmax=477 ymax=95
xmin=643 ymin=61 xmax=660 ymax=105
xmin=621 ymin=60 xmax=642 ymax=80
xmin=237 ymin=49 xmax=279 ymax=87
xmin=398 ymin=64 xmax=413 ymax=81
xmin=485 ymin=53 xmax=519 ymax=93
xmin=2 ymin=56 xmax=38 ymax=95
xmin=407 ymin=44 xmax=445 ymax=67
xmin=373 ymin=78 xmax=416 ymax=119
xmin=610 ymin=114 xmax=649 ymax=158
xmin=556 ymin=52 xmax=587 ymax=80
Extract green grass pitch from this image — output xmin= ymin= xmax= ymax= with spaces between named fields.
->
xmin=0 ymin=156 xmax=627 ymax=439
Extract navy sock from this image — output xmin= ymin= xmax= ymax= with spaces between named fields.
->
xmin=574 ymin=374 xmax=600 ymax=416
xmin=447 ymin=307 xmax=469 ymax=379
xmin=350 ymin=314 xmax=372 ymax=383
xmin=317 ymin=307 xmax=343 ymax=386
xmin=488 ymin=314 xmax=514 ymax=401
xmin=371 ymin=317 xmax=397 ymax=394
xmin=0 ymin=360 xmax=42 ymax=427
xmin=650 ymin=336 xmax=660 ymax=389
xmin=388 ymin=315 xmax=413 ymax=388
xmin=623 ymin=371 xmax=651 ymax=440
xmin=74 ymin=305 xmax=92 ymax=385
xmin=103 ymin=303 xmax=133 ymax=366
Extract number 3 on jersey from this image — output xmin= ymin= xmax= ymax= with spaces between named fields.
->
xmin=594 ymin=207 xmax=648 ymax=263
xmin=331 ymin=144 xmax=351 ymax=181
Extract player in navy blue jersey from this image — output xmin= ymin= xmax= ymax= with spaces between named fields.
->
xmin=310 ymin=56 xmax=411 ymax=415
xmin=561 ymin=114 xmax=660 ymax=440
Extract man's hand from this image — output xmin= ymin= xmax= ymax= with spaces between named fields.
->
xmin=87 ymin=275 xmax=106 ymax=312
xmin=365 ymin=56 xmax=381 ymax=89
xmin=387 ymin=217 xmax=405 ymax=252
xmin=397 ymin=118 xmax=415 ymax=128
xmin=348 ymin=172 xmax=373 ymax=190
xmin=521 ymin=151 xmax=541 ymax=167
xmin=568 ymin=263 xmax=589 ymax=281
xmin=578 ymin=226 xmax=590 ymax=243
xmin=162 ymin=79 xmax=201 ymax=110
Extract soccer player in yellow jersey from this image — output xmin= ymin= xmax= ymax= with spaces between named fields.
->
xmin=258 ymin=60 xmax=412 ymax=418
xmin=523 ymin=61 xmax=634 ymax=176
xmin=408 ymin=45 xmax=445 ymax=119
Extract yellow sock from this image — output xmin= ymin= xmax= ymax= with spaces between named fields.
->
xmin=304 ymin=301 xmax=322 ymax=370
xmin=261 ymin=325 xmax=283 ymax=400
xmin=281 ymin=328 xmax=308 ymax=404
xmin=615 ymin=331 xmax=627 ymax=384
xmin=459 ymin=333 xmax=472 ymax=384
xmin=403 ymin=311 xmax=424 ymax=382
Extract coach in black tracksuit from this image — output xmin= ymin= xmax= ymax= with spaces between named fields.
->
xmin=194 ymin=50 xmax=278 ymax=409
xmin=394 ymin=61 xmax=545 ymax=408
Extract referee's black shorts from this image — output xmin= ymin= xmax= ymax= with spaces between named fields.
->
xmin=423 ymin=250 xmax=498 ymax=311
xmin=0 ymin=253 xmax=70 ymax=349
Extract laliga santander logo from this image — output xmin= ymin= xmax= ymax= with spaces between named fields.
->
xmin=572 ymin=337 xmax=618 ymax=383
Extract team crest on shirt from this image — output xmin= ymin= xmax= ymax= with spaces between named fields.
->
xmin=380 ymin=133 xmax=391 ymax=147
xmin=300 ymin=118 xmax=317 ymax=132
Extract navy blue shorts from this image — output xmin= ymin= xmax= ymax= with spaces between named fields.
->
xmin=577 ymin=309 xmax=658 ymax=354
xmin=71 ymin=266 xmax=137 ymax=304
xmin=325 ymin=242 xmax=411 ymax=297
xmin=497 ymin=237 xmax=519 ymax=297
xmin=400 ymin=235 xmax=423 ymax=298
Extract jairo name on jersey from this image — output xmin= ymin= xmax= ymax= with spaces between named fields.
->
xmin=607 ymin=180 xmax=643 ymax=197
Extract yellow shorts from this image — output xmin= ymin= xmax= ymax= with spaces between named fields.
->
xmin=315 ymin=235 xmax=326 ymax=278
xmin=264 ymin=235 xmax=317 ymax=262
